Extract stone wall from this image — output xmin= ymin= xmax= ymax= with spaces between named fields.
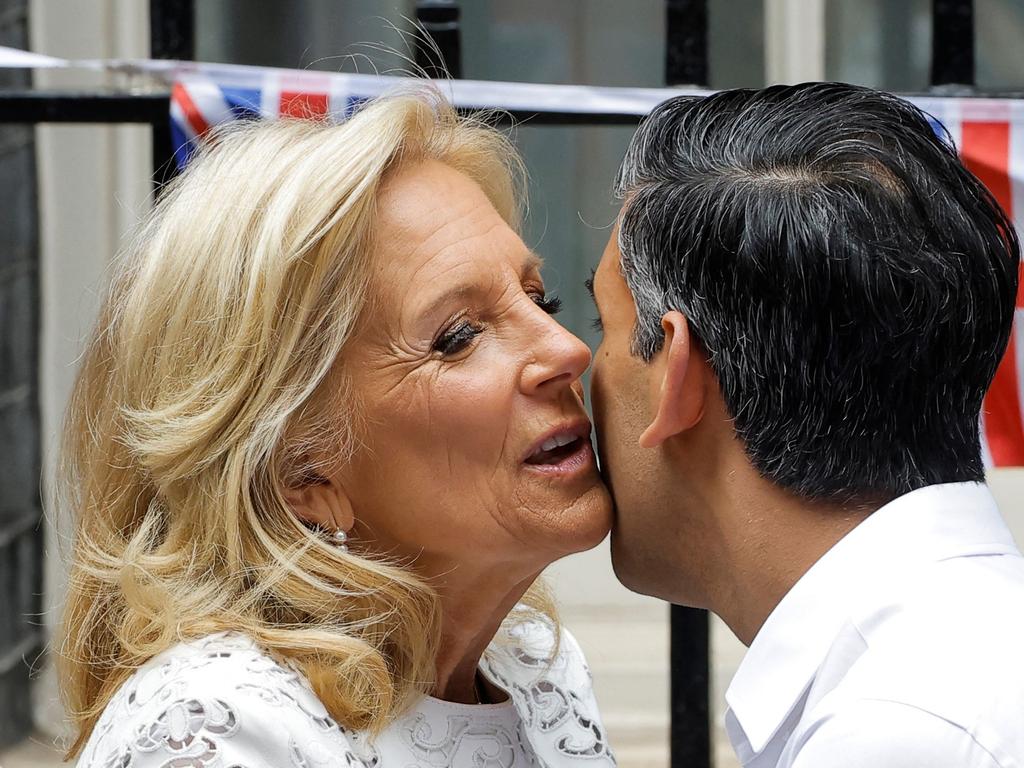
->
xmin=0 ymin=0 xmax=42 ymax=748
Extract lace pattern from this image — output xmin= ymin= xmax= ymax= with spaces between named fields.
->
xmin=76 ymin=624 xmax=616 ymax=768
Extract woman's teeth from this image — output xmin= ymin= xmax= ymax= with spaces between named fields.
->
xmin=539 ymin=432 xmax=578 ymax=453
xmin=527 ymin=434 xmax=583 ymax=465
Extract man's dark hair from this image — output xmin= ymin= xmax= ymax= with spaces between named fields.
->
xmin=615 ymin=82 xmax=1020 ymax=502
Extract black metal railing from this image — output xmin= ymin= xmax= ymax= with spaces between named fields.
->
xmin=0 ymin=0 xmax=990 ymax=763
xmin=932 ymin=0 xmax=974 ymax=88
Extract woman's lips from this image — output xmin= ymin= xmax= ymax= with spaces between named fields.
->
xmin=522 ymin=419 xmax=592 ymax=463
xmin=522 ymin=436 xmax=596 ymax=477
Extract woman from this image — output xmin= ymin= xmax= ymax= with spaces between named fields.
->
xmin=58 ymin=89 xmax=615 ymax=768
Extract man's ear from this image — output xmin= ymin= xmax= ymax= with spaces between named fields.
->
xmin=639 ymin=310 xmax=706 ymax=448
xmin=283 ymin=477 xmax=355 ymax=533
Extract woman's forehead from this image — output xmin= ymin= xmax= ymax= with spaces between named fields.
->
xmin=377 ymin=160 xmax=494 ymax=241
xmin=373 ymin=161 xmax=530 ymax=286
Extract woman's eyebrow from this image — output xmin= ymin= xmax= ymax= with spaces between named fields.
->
xmin=419 ymin=283 xmax=478 ymax=322
xmin=419 ymin=252 xmax=545 ymax=324
xmin=522 ymin=251 xmax=544 ymax=274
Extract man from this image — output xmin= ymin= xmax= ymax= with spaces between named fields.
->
xmin=589 ymin=82 xmax=1024 ymax=767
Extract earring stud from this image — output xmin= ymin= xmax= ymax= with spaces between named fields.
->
xmin=332 ymin=528 xmax=349 ymax=552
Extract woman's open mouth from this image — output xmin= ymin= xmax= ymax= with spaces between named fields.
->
xmin=523 ymin=422 xmax=596 ymax=477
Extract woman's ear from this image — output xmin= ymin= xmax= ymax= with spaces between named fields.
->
xmin=639 ymin=310 xmax=707 ymax=448
xmin=283 ymin=477 xmax=355 ymax=533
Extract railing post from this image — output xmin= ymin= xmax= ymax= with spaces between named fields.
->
xmin=149 ymin=0 xmax=193 ymax=191
xmin=665 ymin=8 xmax=712 ymax=765
xmin=670 ymin=606 xmax=711 ymax=767
xmin=665 ymin=5 xmax=712 ymax=764
xmin=415 ymin=1 xmax=462 ymax=79
xmin=0 ymin=0 xmax=41 ymax=749
xmin=150 ymin=0 xmax=194 ymax=60
xmin=931 ymin=0 xmax=974 ymax=88
xmin=665 ymin=0 xmax=709 ymax=86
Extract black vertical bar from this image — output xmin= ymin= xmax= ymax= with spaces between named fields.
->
xmin=665 ymin=0 xmax=709 ymax=86
xmin=931 ymin=0 xmax=974 ymax=87
xmin=671 ymin=606 xmax=711 ymax=768
xmin=0 ymin=0 xmax=41 ymax=746
xmin=149 ymin=0 xmax=193 ymax=193
xmin=415 ymin=1 xmax=462 ymax=79
xmin=151 ymin=107 xmax=177 ymax=196
xmin=666 ymin=3 xmax=712 ymax=763
xmin=150 ymin=0 xmax=195 ymax=61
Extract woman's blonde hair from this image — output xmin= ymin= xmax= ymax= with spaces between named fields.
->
xmin=57 ymin=89 xmax=555 ymax=758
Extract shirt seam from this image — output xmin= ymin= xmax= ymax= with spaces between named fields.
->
xmin=854 ymin=697 xmax=1006 ymax=768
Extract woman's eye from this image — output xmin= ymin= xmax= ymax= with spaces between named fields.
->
xmin=532 ymin=293 xmax=563 ymax=315
xmin=433 ymin=321 xmax=481 ymax=356
xmin=590 ymin=316 xmax=604 ymax=333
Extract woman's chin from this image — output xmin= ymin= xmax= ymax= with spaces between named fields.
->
xmin=549 ymin=483 xmax=615 ymax=557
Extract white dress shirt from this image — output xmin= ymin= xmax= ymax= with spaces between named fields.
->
xmin=725 ymin=482 xmax=1024 ymax=768
xmin=75 ymin=620 xmax=615 ymax=768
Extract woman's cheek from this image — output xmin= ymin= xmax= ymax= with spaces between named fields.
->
xmin=437 ymin=360 xmax=517 ymax=445
xmin=442 ymin=373 xmax=512 ymax=427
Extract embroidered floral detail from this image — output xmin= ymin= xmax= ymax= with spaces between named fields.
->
xmin=338 ymin=723 xmax=381 ymax=768
xmin=77 ymin=625 xmax=615 ymax=767
xmin=125 ymin=651 xmax=243 ymax=715
xmin=402 ymin=713 xmax=518 ymax=768
xmin=481 ymin=639 xmax=614 ymax=764
xmin=289 ymin=735 xmax=355 ymax=768
xmin=480 ymin=658 xmax=535 ymax=722
xmin=96 ymin=744 xmax=133 ymax=768
xmin=514 ymin=719 xmax=553 ymax=768
xmin=529 ymin=682 xmax=571 ymax=732
xmin=133 ymin=697 xmax=238 ymax=767
xmin=555 ymin=692 xmax=613 ymax=761
xmin=235 ymin=682 xmax=338 ymax=732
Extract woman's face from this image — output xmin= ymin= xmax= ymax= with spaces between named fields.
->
xmin=335 ymin=160 xmax=612 ymax=578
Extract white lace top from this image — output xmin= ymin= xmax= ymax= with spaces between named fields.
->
xmin=75 ymin=622 xmax=616 ymax=768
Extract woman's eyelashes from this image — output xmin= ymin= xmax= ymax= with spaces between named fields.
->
xmin=432 ymin=320 xmax=482 ymax=356
xmin=532 ymin=293 xmax=562 ymax=315
xmin=431 ymin=291 xmax=562 ymax=358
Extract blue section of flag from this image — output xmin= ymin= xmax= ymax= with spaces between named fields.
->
xmin=927 ymin=115 xmax=957 ymax=150
xmin=170 ymin=118 xmax=195 ymax=170
xmin=345 ymin=95 xmax=368 ymax=117
xmin=221 ymin=86 xmax=263 ymax=119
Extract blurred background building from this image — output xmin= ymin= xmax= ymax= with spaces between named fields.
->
xmin=2 ymin=1 xmax=1024 ymax=766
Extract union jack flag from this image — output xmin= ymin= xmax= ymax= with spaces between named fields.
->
xmin=169 ymin=78 xmax=1024 ymax=467
xmin=170 ymin=72 xmax=370 ymax=167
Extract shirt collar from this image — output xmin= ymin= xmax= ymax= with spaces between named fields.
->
xmin=724 ymin=481 xmax=1018 ymax=756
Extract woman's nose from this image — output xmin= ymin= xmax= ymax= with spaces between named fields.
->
xmin=520 ymin=317 xmax=593 ymax=397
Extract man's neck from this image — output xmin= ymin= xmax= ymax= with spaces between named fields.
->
xmin=703 ymin=472 xmax=880 ymax=646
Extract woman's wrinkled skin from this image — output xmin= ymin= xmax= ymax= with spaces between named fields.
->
xmin=292 ymin=160 xmax=612 ymax=704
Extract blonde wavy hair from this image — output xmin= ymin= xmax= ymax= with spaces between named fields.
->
xmin=57 ymin=89 xmax=556 ymax=759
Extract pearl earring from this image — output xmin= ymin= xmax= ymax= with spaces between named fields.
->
xmin=332 ymin=528 xmax=349 ymax=553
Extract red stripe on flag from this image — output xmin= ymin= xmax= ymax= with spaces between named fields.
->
xmin=280 ymin=91 xmax=329 ymax=119
xmin=961 ymin=121 xmax=1024 ymax=465
xmin=984 ymin=325 xmax=1024 ymax=465
xmin=172 ymin=82 xmax=211 ymax=137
